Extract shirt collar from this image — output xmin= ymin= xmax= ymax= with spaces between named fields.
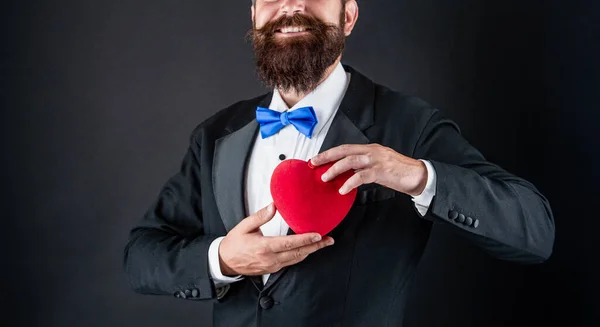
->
xmin=267 ymin=62 xmax=350 ymax=138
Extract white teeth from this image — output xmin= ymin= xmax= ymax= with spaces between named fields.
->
xmin=281 ymin=26 xmax=306 ymax=33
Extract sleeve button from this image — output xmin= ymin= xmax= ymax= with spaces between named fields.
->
xmin=448 ymin=210 xmax=459 ymax=220
xmin=465 ymin=217 xmax=473 ymax=226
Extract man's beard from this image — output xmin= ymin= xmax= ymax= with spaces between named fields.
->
xmin=250 ymin=12 xmax=346 ymax=95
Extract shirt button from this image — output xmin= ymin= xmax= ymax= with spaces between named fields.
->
xmin=279 ymin=154 xmax=286 ymax=160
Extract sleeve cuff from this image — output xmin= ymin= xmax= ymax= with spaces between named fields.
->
xmin=208 ymin=236 xmax=244 ymax=286
xmin=412 ymin=159 xmax=437 ymax=216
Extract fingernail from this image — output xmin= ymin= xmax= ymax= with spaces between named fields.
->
xmin=321 ymin=174 xmax=328 ymax=182
xmin=313 ymin=235 xmax=322 ymax=242
xmin=327 ymin=239 xmax=335 ymax=245
xmin=268 ymin=203 xmax=274 ymax=213
xmin=339 ymin=188 xmax=346 ymax=195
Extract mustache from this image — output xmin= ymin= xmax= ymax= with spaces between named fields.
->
xmin=253 ymin=13 xmax=337 ymax=36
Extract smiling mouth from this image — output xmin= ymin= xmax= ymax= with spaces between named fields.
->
xmin=275 ymin=26 xmax=312 ymax=34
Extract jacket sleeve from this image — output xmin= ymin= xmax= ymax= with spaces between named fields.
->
xmin=123 ymin=127 xmax=220 ymax=301
xmin=413 ymin=108 xmax=555 ymax=264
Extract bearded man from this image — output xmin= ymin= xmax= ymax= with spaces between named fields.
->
xmin=123 ymin=1 xmax=555 ymax=326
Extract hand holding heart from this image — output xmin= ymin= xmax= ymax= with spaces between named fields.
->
xmin=269 ymin=143 xmax=428 ymax=237
xmin=218 ymin=203 xmax=335 ymax=277
xmin=310 ymin=143 xmax=428 ymax=197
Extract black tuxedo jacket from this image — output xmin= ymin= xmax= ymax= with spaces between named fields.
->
xmin=123 ymin=65 xmax=555 ymax=327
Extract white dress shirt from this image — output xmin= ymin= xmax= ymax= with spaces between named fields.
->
xmin=207 ymin=62 xmax=437 ymax=287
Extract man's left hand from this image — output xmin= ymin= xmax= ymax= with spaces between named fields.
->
xmin=310 ymin=144 xmax=428 ymax=197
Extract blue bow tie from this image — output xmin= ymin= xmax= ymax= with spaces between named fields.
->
xmin=256 ymin=106 xmax=318 ymax=139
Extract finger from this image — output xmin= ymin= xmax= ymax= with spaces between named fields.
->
xmin=310 ymin=144 xmax=370 ymax=167
xmin=237 ymin=202 xmax=276 ymax=233
xmin=339 ymin=170 xmax=375 ymax=195
xmin=321 ymin=154 xmax=371 ymax=182
xmin=275 ymin=237 xmax=335 ymax=265
xmin=266 ymin=232 xmax=324 ymax=253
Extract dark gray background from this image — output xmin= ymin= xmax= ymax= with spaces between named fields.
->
xmin=2 ymin=0 xmax=599 ymax=326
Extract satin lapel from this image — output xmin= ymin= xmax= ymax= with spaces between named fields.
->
xmin=317 ymin=111 xmax=370 ymax=154
xmin=212 ymin=93 xmax=272 ymax=232
xmin=212 ymin=120 xmax=259 ymax=232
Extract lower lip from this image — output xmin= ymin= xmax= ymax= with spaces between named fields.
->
xmin=275 ymin=31 xmax=311 ymax=37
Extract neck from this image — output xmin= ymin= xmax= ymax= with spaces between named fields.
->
xmin=278 ymin=57 xmax=341 ymax=108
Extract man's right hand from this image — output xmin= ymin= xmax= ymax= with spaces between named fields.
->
xmin=218 ymin=202 xmax=335 ymax=276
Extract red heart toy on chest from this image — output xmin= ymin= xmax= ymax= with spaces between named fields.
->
xmin=270 ymin=159 xmax=357 ymax=236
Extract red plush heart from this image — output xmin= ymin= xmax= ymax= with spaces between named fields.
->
xmin=270 ymin=159 xmax=357 ymax=236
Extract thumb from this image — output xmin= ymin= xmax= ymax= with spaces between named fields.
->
xmin=238 ymin=202 xmax=276 ymax=233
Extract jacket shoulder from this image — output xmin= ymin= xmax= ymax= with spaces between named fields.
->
xmin=189 ymin=93 xmax=269 ymax=142
xmin=372 ymin=83 xmax=439 ymax=126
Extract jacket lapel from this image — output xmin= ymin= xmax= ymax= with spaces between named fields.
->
xmin=263 ymin=64 xmax=376 ymax=291
xmin=212 ymin=93 xmax=272 ymax=232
